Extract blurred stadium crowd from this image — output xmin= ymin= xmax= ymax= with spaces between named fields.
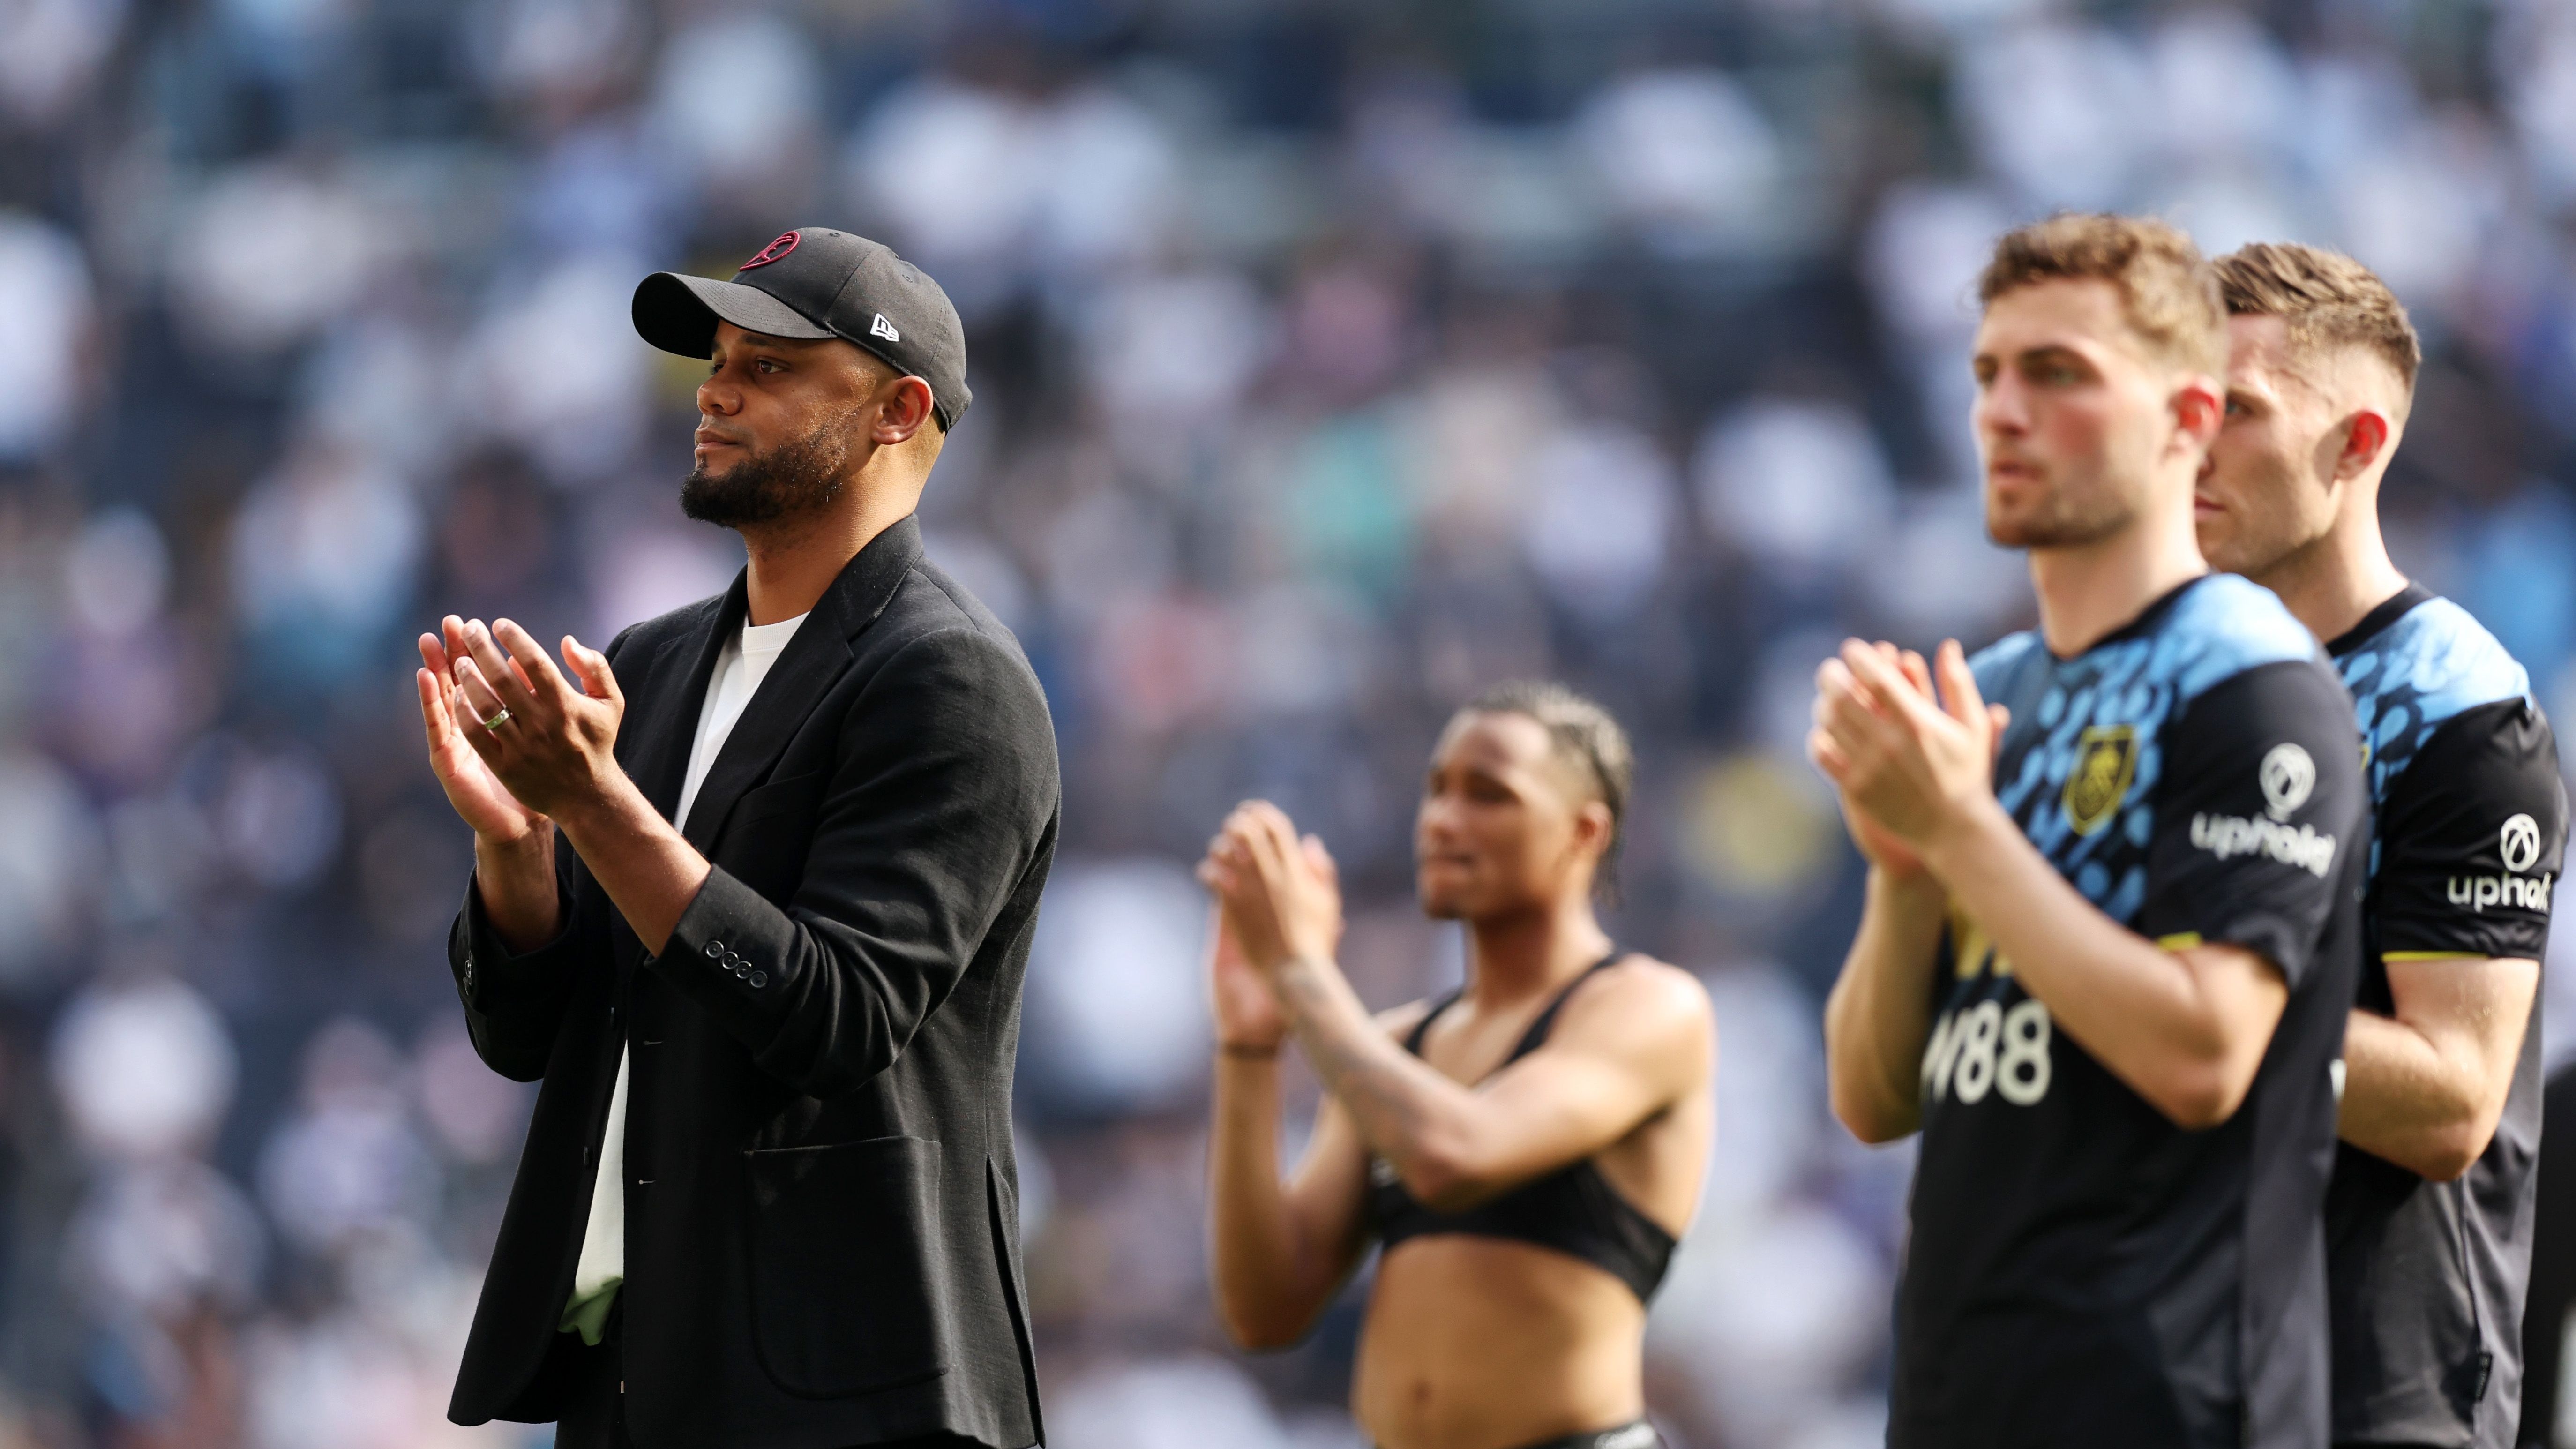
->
xmin=4 ymin=0 xmax=2576 ymax=1445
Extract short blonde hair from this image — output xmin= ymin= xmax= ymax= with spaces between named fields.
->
xmin=1978 ymin=213 xmax=2227 ymax=378
xmin=2213 ymin=241 xmax=2419 ymax=398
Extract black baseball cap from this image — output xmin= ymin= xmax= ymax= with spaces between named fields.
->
xmin=631 ymin=228 xmax=972 ymax=429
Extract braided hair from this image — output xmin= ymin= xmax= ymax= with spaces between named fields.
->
xmin=1456 ymin=680 xmax=1635 ymax=901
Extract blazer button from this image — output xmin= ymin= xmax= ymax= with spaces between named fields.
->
xmin=749 ymin=971 xmax=766 ymax=988
xmin=704 ymin=940 xmax=723 ymax=958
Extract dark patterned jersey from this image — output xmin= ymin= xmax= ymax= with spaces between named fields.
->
xmin=2321 ymin=585 xmax=2568 ymax=1449
xmin=1893 ymin=574 xmax=2367 ymax=1449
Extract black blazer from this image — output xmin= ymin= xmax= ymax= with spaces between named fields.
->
xmin=443 ymin=517 xmax=1059 ymax=1449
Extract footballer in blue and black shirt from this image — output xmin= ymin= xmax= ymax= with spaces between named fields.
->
xmin=2201 ymin=241 xmax=2568 ymax=1449
xmin=1817 ymin=215 xmax=2364 ymax=1449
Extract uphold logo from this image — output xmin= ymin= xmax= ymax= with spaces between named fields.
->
xmin=2450 ymin=811 xmax=2553 ymax=913
xmin=2502 ymin=813 xmax=2542 ymax=874
xmin=2442 ymin=804 xmax=2545 ymax=908
xmin=2191 ymin=812 xmax=2338 ymax=877
xmin=2260 ymin=742 xmax=2316 ymax=820
xmin=2188 ymin=740 xmax=2337 ymax=878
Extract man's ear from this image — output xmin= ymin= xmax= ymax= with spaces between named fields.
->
xmin=2172 ymin=373 xmax=2225 ymax=450
xmin=1575 ymin=798 xmax=1615 ymax=855
xmin=870 ymin=375 xmax=937 ymax=446
xmin=2331 ymin=408 xmax=2395 ymax=484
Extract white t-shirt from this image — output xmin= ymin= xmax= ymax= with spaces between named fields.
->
xmin=562 ymin=608 xmax=809 ymax=1339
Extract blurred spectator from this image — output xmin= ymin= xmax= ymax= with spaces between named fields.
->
xmin=52 ymin=976 xmax=233 ymax=1164
xmin=1022 ymin=858 xmax=1210 ymax=1115
xmin=1049 ymin=1354 xmax=1363 ymax=1449
xmin=0 ymin=216 xmax=93 ymax=463
xmin=0 ymin=750 xmax=100 ymax=981
xmin=1576 ymin=69 xmax=1785 ymax=258
xmin=1520 ymin=420 xmax=1676 ymax=623
xmin=1956 ymin=24 xmax=2149 ymax=212
xmin=256 ymin=1019 xmax=439 ymax=1259
xmin=228 ymin=439 xmax=423 ymax=697
xmin=1692 ymin=397 xmax=1895 ymax=580
xmin=647 ymin=12 xmax=822 ymax=213
xmin=456 ymin=255 xmax=654 ymax=483
xmin=0 ymin=0 xmax=127 ymax=129
xmin=168 ymin=165 xmax=386 ymax=359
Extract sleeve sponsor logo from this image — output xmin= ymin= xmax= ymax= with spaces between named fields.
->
xmin=2188 ymin=741 xmax=2337 ymax=876
xmin=2062 ymin=724 xmax=2137 ymax=836
xmin=2191 ymin=812 xmax=2338 ymax=875
xmin=2259 ymin=742 xmax=2315 ymax=820
xmin=2501 ymin=813 xmax=2542 ymax=873
xmin=2448 ymin=812 xmax=2553 ymax=913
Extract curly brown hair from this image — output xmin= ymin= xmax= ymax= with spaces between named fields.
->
xmin=1977 ymin=213 xmax=2226 ymax=378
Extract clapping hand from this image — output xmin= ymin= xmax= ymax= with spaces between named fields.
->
xmin=1809 ymin=638 xmax=2009 ymax=868
xmin=417 ymin=616 xmax=626 ymax=831
xmin=1201 ymin=905 xmax=1287 ymax=1052
xmin=1197 ymin=801 xmax=1345 ymax=977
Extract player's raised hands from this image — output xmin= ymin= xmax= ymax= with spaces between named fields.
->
xmin=1199 ymin=801 xmax=1345 ymax=976
xmin=424 ymin=615 xmax=628 ymax=824
xmin=1811 ymin=643 xmax=1935 ymax=876
xmin=1199 ymin=903 xmax=1288 ymax=1051
xmin=1810 ymin=638 xmax=2010 ymax=859
xmin=419 ymin=624 xmax=549 ymax=846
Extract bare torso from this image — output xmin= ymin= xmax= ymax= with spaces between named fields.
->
xmin=1349 ymin=970 xmax=1711 ymax=1449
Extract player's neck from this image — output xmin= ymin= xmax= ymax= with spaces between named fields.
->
xmin=1462 ymin=900 xmax=1614 ymax=1006
xmin=740 ymin=468 xmax=927 ymax=625
xmin=2250 ymin=509 xmax=2409 ymax=649
xmin=2027 ymin=505 xmax=2207 ymax=659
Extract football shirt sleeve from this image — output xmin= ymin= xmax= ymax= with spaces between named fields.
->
xmin=2371 ymin=697 xmax=2567 ymax=961
xmin=2135 ymin=660 xmax=2369 ymax=988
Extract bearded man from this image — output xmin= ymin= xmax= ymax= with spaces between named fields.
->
xmin=414 ymin=228 xmax=1058 ymax=1449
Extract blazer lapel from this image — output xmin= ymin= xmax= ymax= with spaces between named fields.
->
xmin=626 ymin=581 xmax=745 ymax=827
xmin=678 ymin=515 xmax=926 ymax=855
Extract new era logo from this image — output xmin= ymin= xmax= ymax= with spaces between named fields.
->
xmin=870 ymin=313 xmax=900 ymax=342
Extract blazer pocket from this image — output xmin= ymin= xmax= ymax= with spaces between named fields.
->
xmin=743 ymin=1135 xmax=954 ymax=1398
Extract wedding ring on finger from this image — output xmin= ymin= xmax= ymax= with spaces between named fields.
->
xmin=478 ymin=705 xmax=513 ymax=730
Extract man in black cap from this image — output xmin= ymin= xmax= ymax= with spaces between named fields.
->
xmin=412 ymin=228 xmax=1057 ymax=1449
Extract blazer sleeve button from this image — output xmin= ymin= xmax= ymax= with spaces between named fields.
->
xmin=749 ymin=971 xmax=766 ymax=988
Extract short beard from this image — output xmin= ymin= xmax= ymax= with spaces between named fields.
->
xmin=2207 ymin=517 xmax=2327 ymax=590
xmin=1987 ymin=483 xmax=2135 ymax=550
xmin=681 ymin=413 xmax=858 ymax=529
